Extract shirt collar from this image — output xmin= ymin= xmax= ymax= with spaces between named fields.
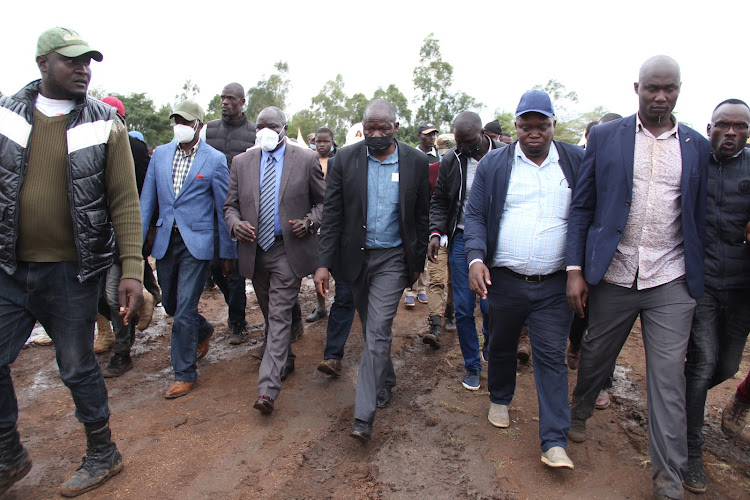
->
xmin=514 ymin=141 xmax=558 ymax=168
xmin=636 ymin=113 xmax=680 ymax=140
xmin=367 ymin=142 xmax=399 ymax=164
xmin=177 ymin=140 xmax=200 ymax=158
xmin=261 ymin=140 xmax=287 ymax=163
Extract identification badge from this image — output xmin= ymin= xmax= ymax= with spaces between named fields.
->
xmin=391 ymin=172 xmax=399 ymax=182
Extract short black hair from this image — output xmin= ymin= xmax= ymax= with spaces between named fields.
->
xmin=315 ymin=127 xmax=333 ymax=138
xmin=585 ymin=121 xmax=597 ymax=139
xmin=484 ymin=119 xmax=502 ymax=135
xmin=598 ymin=113 xmax=623 ymax=124
xmin=500 ymin=131 xmax=512 ymax=138
xmin=713 ymin=98 xmax=750 ymax=115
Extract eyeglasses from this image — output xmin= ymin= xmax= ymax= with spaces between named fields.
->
xmin=711 ymin=121 xmax=750 ymax=132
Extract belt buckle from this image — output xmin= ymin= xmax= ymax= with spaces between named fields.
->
xmin=525 ymin=274 xmax=541 ymax=283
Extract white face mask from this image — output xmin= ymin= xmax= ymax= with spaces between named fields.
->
xmin=256 ymin=127 xmax=283 ymax=152
xmin=174 ymin=123 xmax=197 ymax=144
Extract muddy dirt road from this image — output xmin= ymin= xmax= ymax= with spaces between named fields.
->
xmin=6 ymin=279 xmax=750 ymax=499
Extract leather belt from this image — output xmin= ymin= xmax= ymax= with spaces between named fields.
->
xmin=498 ymin=267 xmax=564 ymax=283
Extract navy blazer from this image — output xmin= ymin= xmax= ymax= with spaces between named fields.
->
xmin=565 ymin=114 xmax=710 ymax=299
xmin=464 ymin=140 xmax=585 ymax=265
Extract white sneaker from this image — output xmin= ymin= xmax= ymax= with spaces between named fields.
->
xmin=488 ymin=403 xmax=509 ymax=428
xmin=541 ymin=446 xmax=574 ymax=469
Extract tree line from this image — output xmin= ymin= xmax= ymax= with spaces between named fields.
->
xmin=87 ymin=34 xmax=607 ymax=148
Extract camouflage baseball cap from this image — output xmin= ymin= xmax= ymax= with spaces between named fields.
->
xmin=36 ymin=27 xmax=103 ymax=61
xmin=170 ymin=101 xmax=205 ymax=123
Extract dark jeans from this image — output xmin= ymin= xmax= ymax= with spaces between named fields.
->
xmin=487 ymin=268 xmax=572 ymax=451
xmin=323 ymin=281 xmax=356 ymax=360
xmin=449 ymin=231 xmax=488 ymax=374
xmin=0 ymin=262 xmax=109 ymax=429
xmin=210 ymin=255 xmax=247 ymax=327
xmin=156 ymin=231 xmax=212 ymax=382
xmin=686 ymin=286 xmax=750 ymax=458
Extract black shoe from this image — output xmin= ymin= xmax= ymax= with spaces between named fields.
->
xmin=251 ymin=340 xmax=266 ymax=360
xmin=423 ymin=316 xmax=442 ymax=350
xmin=59 ymin=424 xmax=123 ymax=497
xmin=253 ymin=395 xmax=275 ymax=415
xmin=683 ymin=457 xmax=707 ymax=494
xmin=103 ymin=353 xmax=133 ymax=378
xmin=443 ymin=315 xmax=456 ymax=332
xmin=350 ymin=419 xmax=372 ymax=441
xmin=376 ymin=386 xmax=392 ymax=408
xmin=229 ymin=323 xmax=248 ymax=345
xmin=290 ymin=322 xmax=304 ymax=343
xmin=281 ymin=360 xmax=295 ymax=381
xmin=0 ymin=426 xmax=32 ymax=497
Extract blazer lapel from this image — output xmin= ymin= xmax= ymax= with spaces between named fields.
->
xmin=175 ymin=140 xmax=207 ymax=201
xmin=164 ymin=142 xmax=178 ymax=202
xmin=397 ymin=142 xmax=408 ymax=221
xmin=249 ymin=148 xmax=261 ymax=217
xmin=278 ymin=143 xmax=295 ymax=201
xmin=356 ymin=144 xmax=368 ymax=219
xmin=678 ymin=124 xmax=698 ymax=194
xmin=620 ymin=115 xmax=636 ymax=197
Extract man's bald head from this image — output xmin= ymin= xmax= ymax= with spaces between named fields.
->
xmin=638 ymin=55 xmax=680 ymax=83
xmin=453 ymin=112 xmax=482 ymax=135
xmin=221 ymin=82 xmax=246 ymax=120
xmin=222 ymin=82 xmax=244 ymax=98
xmin=363 ymin=99 xmax=397 ymax=124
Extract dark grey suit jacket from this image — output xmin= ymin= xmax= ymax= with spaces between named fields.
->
xmin=224 ymin=142 xmax=326 ymax=280
xmin=317 ymin=140 xmax=430 ymax=283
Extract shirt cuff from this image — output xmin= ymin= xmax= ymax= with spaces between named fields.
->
xmin=566 ymin=265 xmax=582 ymax=272
xmin=468 ymin=258 xmax=484 ymax=269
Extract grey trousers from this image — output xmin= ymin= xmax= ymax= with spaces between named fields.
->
xmin=252 ymin=241 xmax=302 ymax=400
xmin=350 ymin=247 xmax=409 ymax=424
xmin=571 ymin=277 xmax=696 ymax=499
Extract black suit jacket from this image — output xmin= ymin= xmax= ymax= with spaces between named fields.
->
xmin=318 ymin=140 xmax=430 ymax=283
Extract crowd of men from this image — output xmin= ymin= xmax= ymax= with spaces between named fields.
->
xmin=0 ymin=27 xmax=748 ymax=500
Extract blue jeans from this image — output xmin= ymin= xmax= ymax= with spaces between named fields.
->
xmin=0 ymin=262 xmax=109 ymax=429
xmin=487 ymin=268 xmax=572 ymax=451
xmin=449 ymin=231 xmax=487 ymax=374
xmin=156 ymin=231 xmax=212 ymax=382
xmin=323 ymin=280 xmax=355 ymax=360
xmin=686 ymin=286 xmax=750 ymax=458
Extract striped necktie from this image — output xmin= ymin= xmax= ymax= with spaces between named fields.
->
xmin=257 ymin=155 xmax=276 ymax=251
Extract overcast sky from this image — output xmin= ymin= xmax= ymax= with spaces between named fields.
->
xmin=2 ymin=0 xmax=744 ymax=136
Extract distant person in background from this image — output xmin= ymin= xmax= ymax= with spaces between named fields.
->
xmin=307 ymin=127 xmax=338 ymax=323
xmin=484 ymin=119 xmax=503 ymax=142
xmin=499 ymin=131 xmax=512 ymax=145
xmin=416 ymin=122 xmax=440 ymax=161
xmin=204 ymin=82 xmax=256 ymax=345
xmin=435 ymin=133 xmax=455 ymax=157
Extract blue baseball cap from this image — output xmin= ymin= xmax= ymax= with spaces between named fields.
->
xmin=129 ymin=131 xmax=145 ymax=142
xmin=515 ymin=90 xmax=555 ymax=117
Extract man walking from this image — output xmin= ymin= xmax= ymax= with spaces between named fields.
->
xmin=315 ymin=99 xmax=429 ymax=441
xmin=224 ymin=106 xmax=325 ymax=414
xmin=0 ymin=27 xmax=143 ymax=496
xmin=465 ymin=91 xmax=583 ymax=469
xmin=140 ymin=100 xmax=236 ymax=399
xmin=566 ymin=55 xmax=710 ymax=499
xmin=683 ymin=99 xmax=750 ymax=494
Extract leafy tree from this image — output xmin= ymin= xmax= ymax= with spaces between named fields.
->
xmin=288 ymin=109 xmax=321 ymax=145
xmin=494 ymin=110 xmax=516 ymax=140
xmin=345 ymin=92 xmax=369 ymax=127
xmin=372 ymin=84 xmax=414 ymax=143
xmin=108 ymin=92 xmax=172 ymax=147
xmin=175 ymin=78 xmax=200 ymax=105
xmin=412 ymin=33 xmax=483 ymax=134
xmin=205 ymin=93 xmax=221 ymax=122
xmin=532 ymin=79 xmax=578 ymax=118
xmin=310 ymin=74 xmax=351 ymax=140
xmin=246 ymin=61 xmax=290 ymax=121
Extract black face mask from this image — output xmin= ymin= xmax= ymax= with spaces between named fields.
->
xmin=458 ymin=144 xmax=480 ymax=158
xmin=365 ymin=135 xmax=394 ymax=154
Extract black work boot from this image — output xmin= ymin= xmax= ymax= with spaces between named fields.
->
xmin=103 ymin=353 xmax=133 ymax=378
xmin=423 ymin=315 xmax=442 ymax=350
xmin=0 ymin=425 xmax=32 ymax=496
xmin=59 ymin=424 xmax=123 ymax=497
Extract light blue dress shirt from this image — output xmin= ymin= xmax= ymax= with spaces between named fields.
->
xmin=492 ymin=142 xmax=571 ymax=275
xmin=260 ymin=142 xmax=286 ymax=236
xmin=365 ymin=145 xmax=402 ymax=249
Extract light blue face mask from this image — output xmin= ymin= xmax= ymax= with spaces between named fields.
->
xmin=309 ymin=143 xmax=316 ymax=150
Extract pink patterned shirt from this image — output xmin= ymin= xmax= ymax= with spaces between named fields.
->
xmin=603 ymin=114 xmax=686 ymax=290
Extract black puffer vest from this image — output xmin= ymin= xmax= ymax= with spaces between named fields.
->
xmin=205 ymin=114 xmax=256 ymax=166
xmin=0 ymin=80 xmax=117 ymax=281
xmin=704 ymin=148 xmax=750 ymax=290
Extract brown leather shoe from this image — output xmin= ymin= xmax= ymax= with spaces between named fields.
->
xmin=196 ymin=324 xmax=215 ymax=361
xmin=317 ymin=358 xmax=342 ymax=377
xmin=253 ymin=395 xmax=274 ymax=414
xmin=165 ymin=381 xmax=196 ymax=399
xmin=517 ymin=327 xmax=531 ymax=364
